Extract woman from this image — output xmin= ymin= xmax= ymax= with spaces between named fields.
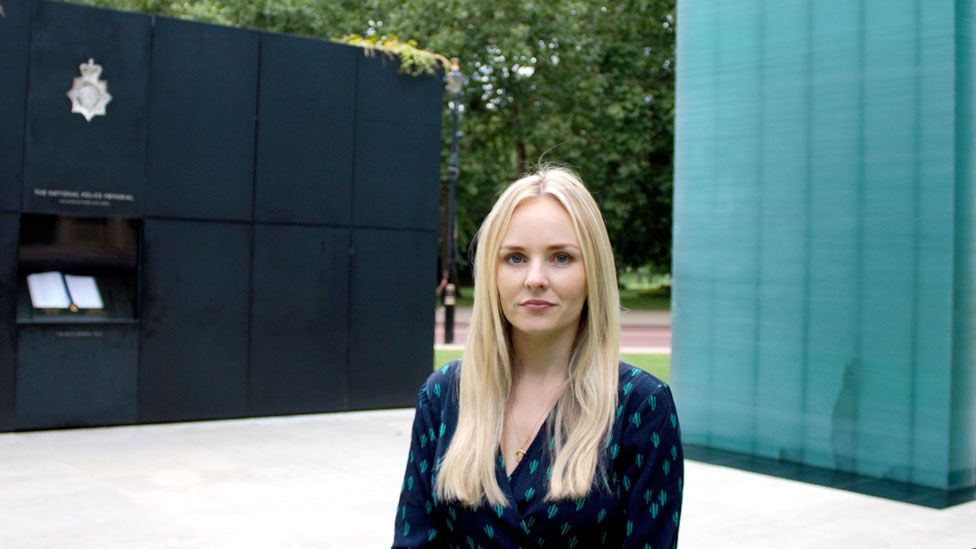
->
xmin=393 ymin=166 xmax=682 ymax=548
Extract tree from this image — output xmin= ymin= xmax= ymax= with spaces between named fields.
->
xmin=72 ymin=0 xmax=676 ymax=274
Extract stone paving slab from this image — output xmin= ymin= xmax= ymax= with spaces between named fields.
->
xmin=0 ymin=410 xmax=972 ymax=548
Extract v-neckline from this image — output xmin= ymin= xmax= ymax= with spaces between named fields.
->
xmin=493 ymin=423 xmax=551 ymax=524
xmin=502 ymin=418 xmax=549 ymax=480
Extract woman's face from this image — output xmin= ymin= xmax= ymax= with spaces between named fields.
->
xmin=496 ymin=196 xmax=587 ymax=341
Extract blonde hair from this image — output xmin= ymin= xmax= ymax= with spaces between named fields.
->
xmin=435 ymin=166 xmax=621 ymax=507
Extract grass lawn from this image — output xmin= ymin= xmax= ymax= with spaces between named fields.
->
xmin=433 ymin=349 xmax=670 ymax=382
xmin=618 ymin=287 xmax=670 ymax=311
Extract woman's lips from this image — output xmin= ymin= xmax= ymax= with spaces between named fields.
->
xmin=521 ymin=300 xmax=555 ymax=311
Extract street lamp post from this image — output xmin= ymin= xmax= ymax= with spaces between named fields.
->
xmin=443 ymin=58 xmax=464 ymax=345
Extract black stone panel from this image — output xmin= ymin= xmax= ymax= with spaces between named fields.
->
xmin=357 ymin=56 xmax=443 ymax=126
xmin=23 ymin=1 xmax=150 ymax=217
xmin=146 ymin=18 xmax=258 ymax=222
xmin=353 ymin=57 xmax=442 ymax=231
xmin=0 ymin=0 xmax=31 ymax=212
xmin=139 ymin=220 xmax=250 ymax=422
xmin=249 ymin=224 xmax=350 ymax=415
xmin=0 ymin=214 xmax=19 ymax=431
xmin=16 ymin=325 xmax=139 ymax=430
xmin=255 ymin=34 xmax=355 ymax=225
xmin=347 ymin=228 xmax=436 ymax=409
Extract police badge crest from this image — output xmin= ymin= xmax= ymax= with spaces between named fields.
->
xmin=66 ymin=58 xmax=112 ymax=122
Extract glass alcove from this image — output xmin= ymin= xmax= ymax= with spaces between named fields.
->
xmin=16 ymin=213 xmax=141 ymax=324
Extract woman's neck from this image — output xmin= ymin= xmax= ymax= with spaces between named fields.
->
xmin=510 ymin=324 xmax=578 ymax=380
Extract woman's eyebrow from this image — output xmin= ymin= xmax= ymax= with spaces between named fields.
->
xmin=499 ymin=243 xmax=580 ymax=252
xmin=499 ymin=244 xmax=525 ymax=251
xmin=549 ymin=243 xmax=581 ymax=251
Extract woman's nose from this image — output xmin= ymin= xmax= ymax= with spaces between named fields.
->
xmin=524 ymin=259 xmax=549 ymax=290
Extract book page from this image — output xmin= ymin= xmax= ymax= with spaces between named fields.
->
xmin=26 ymin=271 xmax=71 ymax=309
xmin=64 ymin=275 xmax=104 ymax=309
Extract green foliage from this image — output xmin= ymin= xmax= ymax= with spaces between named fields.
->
xmin=618 ymin=269 xmax=671 ymax=310
xmin=70 ymin=0 xmax=676 ymax=271
xmin=619 ymin=287 xmax=670 ymax=312
xmin=398 ymin=0 xmax=677 ymax=272
xmin=336 ymin=34 xmax=450 ymax=76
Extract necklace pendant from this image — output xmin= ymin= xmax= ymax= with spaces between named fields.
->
xmin=515 ymin=449 xmax=525 ymax=462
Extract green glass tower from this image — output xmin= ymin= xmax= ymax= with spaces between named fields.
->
xmin=672 ymin=0 xmax=975 ymax=493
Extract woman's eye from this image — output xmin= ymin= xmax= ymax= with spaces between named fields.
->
xmin=506 ymin=254 xmax=526 ymax=265
xmin=552 ymin=253 xmax=573 ymax=265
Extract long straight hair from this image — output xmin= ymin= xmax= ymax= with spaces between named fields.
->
xmin=435 ymin=166 xmax=621 ymax=507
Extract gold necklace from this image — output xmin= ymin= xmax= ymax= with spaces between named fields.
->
xmin=507 ymin=383 xmax=566 ymax=463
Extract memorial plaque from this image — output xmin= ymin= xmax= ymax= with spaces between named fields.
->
xmin=24 ymin=1 xmax=150 ymax=217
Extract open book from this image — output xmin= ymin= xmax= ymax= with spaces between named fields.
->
xmin=26 ymin=271 xmax=104 ymax=309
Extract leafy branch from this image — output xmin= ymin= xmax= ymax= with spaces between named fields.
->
xmin=335 ymin=34 xmax=451 ymax=76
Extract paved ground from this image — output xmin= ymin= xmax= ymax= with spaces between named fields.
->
xmin=435 ymin=307 xmax=672 ymax=350
xmin=1 ymin=409 xmax=973 ymax=548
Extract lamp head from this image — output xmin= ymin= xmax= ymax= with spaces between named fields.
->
xmin=445 ymin=57 xmax=465 ymax=95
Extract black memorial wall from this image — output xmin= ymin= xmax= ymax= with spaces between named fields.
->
xmin=0 ymin=0 xmax=439 ymax=431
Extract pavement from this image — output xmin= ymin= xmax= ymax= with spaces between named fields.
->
xmin=1 ymin=409 xmax=973 ymax=548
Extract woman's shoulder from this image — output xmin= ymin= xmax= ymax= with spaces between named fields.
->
xmin=617 ymin=361 xmax=671 ymax=401
xmin=616 ymin=361 xmax=677 ymax=420
xmin=416 ymin=359 xmax=461 ymax=409
xmin=616 ymin=362 xmax=679 ymax=450
xmin=429 ymin=359 xmax=461 ymax=385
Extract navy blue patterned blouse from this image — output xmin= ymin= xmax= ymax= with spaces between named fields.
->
xmin=392 ymin=361 xmax=683 ymax=548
